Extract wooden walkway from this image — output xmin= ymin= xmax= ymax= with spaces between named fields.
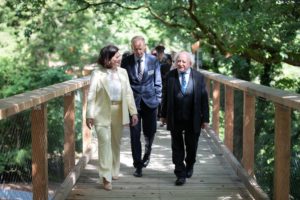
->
xmin=66 ymin=124 xmax=254 ymax=200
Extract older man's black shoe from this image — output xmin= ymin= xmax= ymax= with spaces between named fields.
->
xmin=133 ymin=168 xmax=142 ymax=177
xmin=186 ymin=168 xmax=194 ymax=178
xmin=175 ymin=177 xmax=186 ymax=186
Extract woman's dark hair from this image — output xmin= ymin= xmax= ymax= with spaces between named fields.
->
xmin=97 ymin=45 xmax=119 ymax=68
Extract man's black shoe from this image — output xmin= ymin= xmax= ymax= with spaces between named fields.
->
xmin=186 ymin=168 xmax=194 ymax=178
xmin=133 ymin=168 xmax=142 ymax=177
xmin=175 ymin=177 xmax=186 ymax=186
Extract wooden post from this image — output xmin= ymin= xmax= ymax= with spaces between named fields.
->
xmin=242 ymin=92 xmax=255 ymax=176
xmin=212 ymin=81 xmax=220 ymax=135
xmin=205 ymin=77 xmax=211 ymax=100
xmin=64 ymin=92 xmax=75 ymax=178
xmin=31 ymin=104 xmax=48 ymax=200
xmin=274 ymin=103 xmax=291 ymax=200
xmin=82 ymin=86 xmax=91 ymax=153
xmin=225 ymin=85 xmax=234 ymax=152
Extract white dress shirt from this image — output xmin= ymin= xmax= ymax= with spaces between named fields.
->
xmin=135 ymin=54 xmax=146 ymax=76
xmin=178 ymin=68 xmax=191 ymax=86
xmin=107 ymin=69 xmax=122 ymax=101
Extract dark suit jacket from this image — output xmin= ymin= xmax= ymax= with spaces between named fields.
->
xmin=161 ymin=68 xmax=209 ymax=133
xmin=121 ymin=53 xmax=162 ymax=110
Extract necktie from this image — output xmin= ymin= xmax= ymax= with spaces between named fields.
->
xmin=137 ymin=59 xmax=143 ymax=81
xmin=181 ymin=72 xmax=187 ymax=93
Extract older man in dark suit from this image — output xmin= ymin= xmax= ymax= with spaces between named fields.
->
xmin=160 ymin=51 xmax=209 ymax=186
xmin=121 ymin=36 xmax=162 ymax=177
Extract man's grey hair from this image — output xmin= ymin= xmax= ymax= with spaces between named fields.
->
xmin=131 ymin=35 xmax=145 ymax=45
xmin=174 ymin=51 xmax=195 ymax=67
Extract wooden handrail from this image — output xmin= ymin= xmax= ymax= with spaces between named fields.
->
xmin=200 ymin=70 xmax=300 ymax=110
xmin=0 ymin=76 xmax=91 ymax=200
xmin=200 ymin=69 xmax=300 ymax=200
xmin=0 ymin=76 xmax=90 ymax=120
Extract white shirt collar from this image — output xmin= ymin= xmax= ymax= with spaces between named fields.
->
xmin=134 ymin=54 xmax=145 ymax=62
xmin=177 ymin=67 xmax=191 ymax=74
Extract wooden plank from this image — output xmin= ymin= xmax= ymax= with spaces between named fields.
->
xmin=212 ymin=81 xmax=220 ymax=135
xmin=242 ymin=93 xmax=255 ymax=176
xmin=0 ymin=76 xmax=90 ymax=120
xmin=225 ymin=85 xmax=234 ymax=151
xmin=31 ymin=104 xmax=48 ymax=200
xmin=52 ymin=147 xmax=93 ymax=200
xmin=206 ymin=128 xmax=269 ymax=200
xmin=65 ymin=125 xmax=255 ymax=200
xmin=199 ymin=70 xmax=300 ymax=111
xmin=64 ymin=92 xmax=75 ymax=177
xmin=67 ymin=188 xmax=251 ymax=195
xmin=274 ymin=103 xmax=291 ymax=200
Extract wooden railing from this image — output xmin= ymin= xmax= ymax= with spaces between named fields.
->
xmin=1 ymin=70 xmax=300 ymax=199
xmin=0 ymin=76 xmax=91 ymax=200
xmin=200 ymin=69 xmax=300 ymax=200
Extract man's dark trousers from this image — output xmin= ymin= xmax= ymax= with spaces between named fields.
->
xmin=171 ymin=120 xmax=200 ymax=178
xmin=130 ymin=100 xmax=157 ymax=169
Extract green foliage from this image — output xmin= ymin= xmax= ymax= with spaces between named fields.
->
xmin=15 ymin=149 xmax=30 ymax=164
xmin=47 ymin=98 xmax=64 ymax=154
xmin=0 ymin=62 xmax=72 ymax=98
xmin=0 ymin=66 xmax=72 ymax=182
xmin=39 ymin=67 xmax=73 ymax=87
xmin=0 ymin=110 xmax=32 ymax=181
xmin=0 ymin=148 xmax=28 ymax=167
xmin=0 ymin=148 xmax=31 ymax=169
xmin=254 ymin=99 xmax=276 ymax=196
xmin=274 ymin=77 xmax=300 ymax=92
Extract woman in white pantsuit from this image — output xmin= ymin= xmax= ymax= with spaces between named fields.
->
xmin=86 ymin=45 xmax=138 ymax=191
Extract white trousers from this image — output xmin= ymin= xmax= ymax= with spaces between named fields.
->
xmin=94 ymin=103 xmax=123 ymax=183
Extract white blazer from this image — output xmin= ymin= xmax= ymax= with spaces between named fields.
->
xmin=86 ymin=66 xmax=137 ymax=126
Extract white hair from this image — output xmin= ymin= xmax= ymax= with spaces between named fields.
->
xmin=174 ymin=51 xmax=195 ymax=67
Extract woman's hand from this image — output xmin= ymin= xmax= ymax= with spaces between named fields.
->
xmin=86 ymin=118 xmax=94 ymax=129
xmin=131 ymin=114 xmax=138 ymax=126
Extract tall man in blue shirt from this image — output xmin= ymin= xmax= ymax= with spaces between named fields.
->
xmin=121 ymin=36 xmax=162 ymax=177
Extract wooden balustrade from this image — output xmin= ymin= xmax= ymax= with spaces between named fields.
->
xmin=200 ymin=69 xmax=300 ymax=200
xmin=0 ymin=76 xmax=91 ymax=200
xmin=1 ymin=70 xmax=300 ymax=199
